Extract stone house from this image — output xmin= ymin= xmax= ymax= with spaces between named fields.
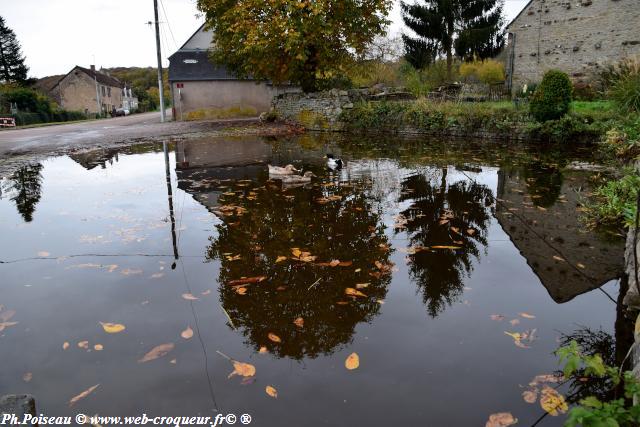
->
xmin=505 ymin=0 xmax=640 ymax=93
xmin=35 ymin=65 xmax=124 ymax=115
xmin=168 ymin=24 xmax=299 ymax=121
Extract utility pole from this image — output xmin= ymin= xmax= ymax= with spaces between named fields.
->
xmin=153 ymin=0 xmax=166 ymax=122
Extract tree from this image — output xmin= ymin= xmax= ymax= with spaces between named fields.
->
xmin=196 ymin=0 xmax=393 ymax=92
xmin=401 ymin=0 xmax=505 ymax=79
xmin=0 ymin=16 xmax=29 ymax=85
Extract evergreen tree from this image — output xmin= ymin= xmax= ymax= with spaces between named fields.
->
xmin=401 ymin=0 xmax=505 ymax=78
xmin=0 ymin=16 xmax=29 ymax=85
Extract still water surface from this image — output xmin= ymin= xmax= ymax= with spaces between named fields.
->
xmin=0 ymin=135 xmax=629 ymax=426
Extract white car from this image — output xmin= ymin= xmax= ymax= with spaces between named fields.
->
xmin=115 ymin=108 xmax=130 ymax=117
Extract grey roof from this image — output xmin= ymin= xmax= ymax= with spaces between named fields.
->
xmin=168 ymin=50 xmax=246 ymax=82
xmin=75 ymin=66 xmax=124 ymax=88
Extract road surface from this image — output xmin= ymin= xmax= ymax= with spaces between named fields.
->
xmin=0 ymin=111 xmax=259 ymax=156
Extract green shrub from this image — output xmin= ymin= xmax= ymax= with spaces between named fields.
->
xmin=530 ymin=70 xmax=573 ymax=122
xmin=585 ymin=168 xmax=640 ymax=229
xmin=611 ymin=71 xmax=640 ymax=113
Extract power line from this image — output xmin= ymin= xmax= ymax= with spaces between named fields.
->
xmin=159 ymin=0 xmax=179 ymax=52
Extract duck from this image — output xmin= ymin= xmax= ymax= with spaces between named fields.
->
xmin=268 ymin=164 xmax=300 ymax=175
xmin=325 ymin=154 xmax=343 ymax=170
xmin=279 ymin=171 xmax=316 ymax=185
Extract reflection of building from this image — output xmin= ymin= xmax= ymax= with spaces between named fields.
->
xmin=122 ymin=86 xmax=138 ymax=112
xmin=495 ymin=168 xmax=624 ymax=303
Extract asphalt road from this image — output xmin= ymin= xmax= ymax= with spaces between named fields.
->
xmin=0 ymin=111 xmax=180 ymax=155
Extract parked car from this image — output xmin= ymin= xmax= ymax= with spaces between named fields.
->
xmin=115 ymin=108 xmax=130 ymax=117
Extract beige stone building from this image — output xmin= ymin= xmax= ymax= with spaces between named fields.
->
xmin=36 ymin=66 xmax=124 ymax=115
xmin=168 ymin=25 xmax=299 ymax=120
xmin=505 ymin=0 xmax=640 ymax=93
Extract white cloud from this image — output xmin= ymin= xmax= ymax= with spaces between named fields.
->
xmin=3 ymin=0 xmax=530 ymax=78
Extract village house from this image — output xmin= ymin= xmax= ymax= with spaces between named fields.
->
xmin=35 ymin=65 xmax=127 ymax=115
xmin=168 ymin=24 xmax=299 ymax=121
xmin=505 ymin=0 xmax=640 ymax=93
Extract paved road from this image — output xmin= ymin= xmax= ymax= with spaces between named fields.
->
xmin=0 ymin=112 xmax=259 ymax=156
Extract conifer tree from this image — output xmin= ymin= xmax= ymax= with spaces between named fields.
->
xmin=0 ymin=16 xmax=29 ymax=85
xmin=401 ymin=0 xmax=504 ymax=79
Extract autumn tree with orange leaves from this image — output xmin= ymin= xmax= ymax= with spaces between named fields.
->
xmin=196 ymin=0 xmax=393 ymax=92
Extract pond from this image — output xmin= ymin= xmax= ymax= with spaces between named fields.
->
xmin=0 ymin=135 xmax=631 ymax=426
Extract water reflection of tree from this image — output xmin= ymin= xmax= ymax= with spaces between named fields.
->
xmin=398 ymin=169 xmax=494 ymax=317
xmin=1 ymin=164 xmax=44 ymax=222
xmin=206 ymin=180 xmax=392 ymax=360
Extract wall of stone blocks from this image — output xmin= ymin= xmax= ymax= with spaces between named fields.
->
xmin=507 ymin=0 xmax=640 ymax=92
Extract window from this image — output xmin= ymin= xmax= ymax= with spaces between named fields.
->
xmin=107 ymin=87 xmax=111 ymax=97
xmin=101 ymin=86 xmax=106 ymax=97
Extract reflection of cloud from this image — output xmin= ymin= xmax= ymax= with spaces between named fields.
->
xmin=205 ymin=178 xmax=392 ymax=360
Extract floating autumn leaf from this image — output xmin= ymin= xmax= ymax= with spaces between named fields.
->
xmin=182 ymin=293 xmax=199 ymax=301
xmin=329 ymin=259 xmax=341 ymax=267
xmin=100 ymin=322 xmax=126 ymax=334
xmin=345 ymin=352 xmax=360 ymax=370
xmin=530 ymin=374 xmax=564 ymax=386
xmin=577 ymin=263 xmax=586 ymax=269
xmin=377 ymin=299 xmax=385 ymax=305
xmin=356 ymin=283 xmax=370 ymax=289
xmin=150 ymin=273 xmax=164 ymax=279
xmin=266 ymin=385 xmax=278 ymax=399
xmin=63 ymin=342 xmax=70 ymax=350
xmin=291 ymin=248 xmax=302 ymax=258
xmin=0 ymin=321 xmax=18 ymax=332
xmin=94 ymin=344 xmax=104 ymax=351
xmin=78 ymin=341 xmax=89 ymax=350
xmin=275 ymin=256 xmax=287 ymax=264
xmin=519 ymin=312 xmax=536 ymax=319
xmin=121 ymin=268 xmax=143 ymax=276
xmin=228 ymin=361 xmax=256 ymax=378
xmin=0 ymin=309 xmax=16 ymax=322
xmin=540 ymin=386 xmax=568 ymax=416
xmin=294 ymin=317 xmax=304 ymax=328
xmin=23 ymin=372 xmax=32 ymax=383
xmin=202 ymin=290 xmax=212 ymax=296
xmin=552 ymin=255 xmax=565 ymax=262
xmin=268 ymin=333 xmax=282 ymax=343
xmin=431 ymin=246 xmax=462 ymax=250
xmin=485 ymin=412 xmax=517 ymax=427
xmin=345 ymin=288 xmax=367 ymax=298
xmin=259 ymin=346 xmax=268 ymax=354
xmin=68 ymin=384 xmax=100 ymax=407
xmin=138 ymin=343 xmax=175 ymax=363
xmin=523 ymin=388 xmax=538 ymax=404
xmin=490 ymin=315 xmax=505 ymax=321
xmin=236 ymin=287 xmax=248 ymax=295
xmin=181 ymin=326 xmax=194 ymax=340
xmin=37 ymin=251 xmax=50 ymax=257
xmin=504 ymin=332 xmax=529 ymax=349
xmin=466 ymin=229 xmax=477 ymax=236
xmin=228 ymin=276 xmax=267 ymax=286
xmin=510 ymin=319 xmax=520 ymax=326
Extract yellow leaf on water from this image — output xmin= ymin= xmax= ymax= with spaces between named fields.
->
xmin=291 ymin=248 xmax=302 ymax=258
xmin=100 ymin=322 xmax=126 ymax=334
xmin=68 ymin=384 xmax=100 ymax=407
xmin=138 ymin=343 xmax=175 ymax=363
xmin=182 ymin=293 xmax=199 ymax=301
xmin=259 ymin=346 xmax=268 ymax=354
xmin=345 ymin=352 xmax=359 ymax=370
xmin=356 ymin=283 xmax=370 ymax=289
xmin=485 ymin=412 xmax=517 ymax=427
xmin=577 ymin=263 xmax=586 ymax=269
xmin=23 ymin=372 xmax=32 ymax=382
xmin=294 ymin=317 xmax=304 ymax=328
xmin=431 ymin=245 xmax=462 ymax=250
xmin=236 ymin=287 xmax=248 ymax=295
xmin=63 ymin=342 xmax=70 ymax=350
xmin=228 ymin=361 xmax=256 ymax=378
xmin=519 ymin=312 xmax=536 ymax=319
xmin=268 ymin=333 xmax=282 ymax=343
xmin=540 ymin=386 xmax=568 ymax=416
xmin=552 ymin=256 xmax=565 ymax=262
xmin=181 ymin=326 xmax=194 ymax=340
xmin=275 ymin=256 xmax=287 ymax=263
xmin=94 ymin=344 xmax=104 ymax=351
xmin=78 ymin=341 xmax=89 ymax=350
xmin=345 ymin=288 xmax=367 ymax=298
xmin=266 ymin=385 xmax=278 ymax=398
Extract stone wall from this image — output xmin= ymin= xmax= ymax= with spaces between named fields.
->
xmin=271 ymin=88 xmax=416 ymax=131
xmin=623 ymin=161 xmax=640 ymax=310
xmin=506 ymin=0 xmax=640 ymax=92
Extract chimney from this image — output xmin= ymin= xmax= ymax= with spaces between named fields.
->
xmin=90 ymin=65 xmax=96 ymax=72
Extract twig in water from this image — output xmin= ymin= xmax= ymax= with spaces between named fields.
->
xmin=220 ymin=305 xmax=236 ymax=330
xmin=307 ymin=278 xmax=321 ymax=291
xmin=215 ymin=351 xmax=232 ymax=361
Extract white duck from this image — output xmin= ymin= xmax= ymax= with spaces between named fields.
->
xmin=268 ymin=164 xmax=300 ymax=175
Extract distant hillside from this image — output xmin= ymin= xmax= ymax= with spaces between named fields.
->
xmin=104 ymin=67 xmax=171 ymax=111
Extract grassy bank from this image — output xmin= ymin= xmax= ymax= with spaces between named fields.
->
xmin=340 ymin=99 xmax=618 ymax=142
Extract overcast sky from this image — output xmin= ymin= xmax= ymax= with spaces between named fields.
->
xmin=3 ymin=0 xmax=530 ymax=78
